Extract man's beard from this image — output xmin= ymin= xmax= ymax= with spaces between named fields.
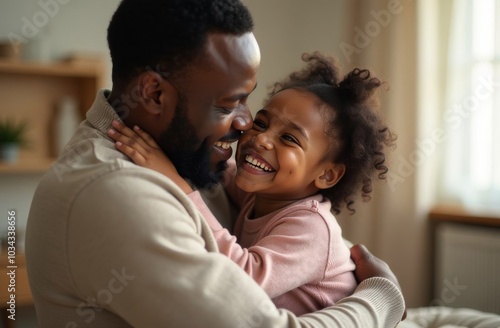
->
xmin=211 ymin=158 xmax=229 ymax=183
xmin=157 ymin=101 xmax=218 ymax=189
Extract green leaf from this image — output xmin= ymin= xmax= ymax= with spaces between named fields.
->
xmin=0 ymin=118 xmax=29 ymax=146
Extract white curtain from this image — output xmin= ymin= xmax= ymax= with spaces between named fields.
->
xmin=439 ymin=0 xmax=500 ymax=211
xmin=334 ymin=0 xmax=429 ymax=308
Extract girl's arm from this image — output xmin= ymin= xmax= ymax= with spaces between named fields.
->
xmin=107 ymin=120 xmax=193 ymax=194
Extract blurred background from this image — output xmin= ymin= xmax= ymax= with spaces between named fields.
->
xmin=0 ymin=0 xmax=499 ymax=326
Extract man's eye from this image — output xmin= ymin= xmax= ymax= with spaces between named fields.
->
xmin=212 ymin=106 xmax=234 ymax=117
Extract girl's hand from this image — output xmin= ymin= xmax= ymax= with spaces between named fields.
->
xmin=107 ymin=120 xmax=193 ymax=194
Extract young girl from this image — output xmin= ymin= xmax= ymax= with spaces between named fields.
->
xmin=108 ymin=53 xmax=396 ymax=315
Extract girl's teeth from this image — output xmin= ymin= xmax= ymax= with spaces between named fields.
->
xmin=245 ymin=155 xmax=273 ymax=172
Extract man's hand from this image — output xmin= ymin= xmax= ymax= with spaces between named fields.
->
xmin=350 ymin=244 xmax=407 ymax=320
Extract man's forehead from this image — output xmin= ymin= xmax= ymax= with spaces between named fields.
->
xmin=204 ymin=32 xmax=261 ymax=72
xmin=221 ymin=82 xmax=258 ymax=102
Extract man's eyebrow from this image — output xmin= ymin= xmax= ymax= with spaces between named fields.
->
xmin=224 ymin=83 xmax=258 ymax=102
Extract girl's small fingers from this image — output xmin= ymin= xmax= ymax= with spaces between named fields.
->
xmin=111 ymin=120 xmax=153 ymax=150
xmin=107 ymin=128 xmax=123 ymax=143
xmin=115 ymin=141 xmax=146 ymax=165
xmin=108 ymin=128 xmax=147 ymax=155
xmin=107 ymin=128 xmax=129 ymax=143
xmin=133 ymin=125 xmax=160 ymax=149
xmin=111 ymin=120 xmax=137 ymax=138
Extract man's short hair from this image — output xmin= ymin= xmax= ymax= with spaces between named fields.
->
xmin=107 ymin=0 xmax=253 ymax=86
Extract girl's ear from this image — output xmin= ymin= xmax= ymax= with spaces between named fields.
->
xmin=315 ymin=163 xmax=345 ymax=190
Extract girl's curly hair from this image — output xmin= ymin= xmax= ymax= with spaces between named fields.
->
xmin=269 ymin=52 xmax=397 ymax=214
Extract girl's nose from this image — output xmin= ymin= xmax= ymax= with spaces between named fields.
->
xmin=253 ymin=131 xmax=273 ymax=150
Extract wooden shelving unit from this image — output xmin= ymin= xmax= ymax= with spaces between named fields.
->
xmin=0 ymin=59 xmax=105 ymax=174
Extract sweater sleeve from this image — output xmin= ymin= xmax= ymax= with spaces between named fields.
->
xmin=190 ymin=192 xmax=343 ymax=298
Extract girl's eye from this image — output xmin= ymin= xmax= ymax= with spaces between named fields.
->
xmin=281 ymin=134 xmax=299 ymax=145
xmin=252 ymin=119 xmax=267 ymax=130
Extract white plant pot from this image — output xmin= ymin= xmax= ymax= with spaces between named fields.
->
xmin=0 ymin=143 xmax=20 ymax=164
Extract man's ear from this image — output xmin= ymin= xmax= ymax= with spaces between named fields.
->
xmin=137 ymin=71 xmax=177 ymax=115
xmin=315 ymin=163 xmax=345 ymax=190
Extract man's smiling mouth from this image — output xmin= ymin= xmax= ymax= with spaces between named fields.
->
xmin=214 ymin=141 xmax=232 ymax=150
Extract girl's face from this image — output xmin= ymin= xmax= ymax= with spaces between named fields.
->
xmin=235 ymin=89 xmax=340 ymax=199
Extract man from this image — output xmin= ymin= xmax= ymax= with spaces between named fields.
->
xmin=25 ymin=0 xmax=405 ymax=326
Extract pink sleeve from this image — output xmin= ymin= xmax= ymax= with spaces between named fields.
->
xmin=187 ymin=191 xmax=227 ymax=231
xmin=186 ymin=194 xmax=330 ymax=299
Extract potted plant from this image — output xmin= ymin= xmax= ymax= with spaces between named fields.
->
xmin=0 ymin=119 xmax=28 ymax=164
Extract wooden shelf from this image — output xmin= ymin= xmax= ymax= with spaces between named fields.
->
xmin=0 ymin=58 xmax=104 ymax=174
xmin=0 ymin=59 xmax=103 ymax=78
xmin=0 ymin=157 xmax=55 ymax=174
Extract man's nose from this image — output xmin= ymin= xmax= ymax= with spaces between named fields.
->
xmin=232 ymin=106 xmax=252 ymax=132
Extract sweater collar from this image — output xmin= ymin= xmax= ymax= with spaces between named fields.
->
xmin=86 ymin=89 xmax=122 ymax=134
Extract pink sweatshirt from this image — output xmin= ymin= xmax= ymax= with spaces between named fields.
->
xmin=191 ymin=162 xmax=357 ymax=315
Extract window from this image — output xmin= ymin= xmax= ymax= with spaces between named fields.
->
xmin=440 ymin=0 xmax=500 ymax=210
